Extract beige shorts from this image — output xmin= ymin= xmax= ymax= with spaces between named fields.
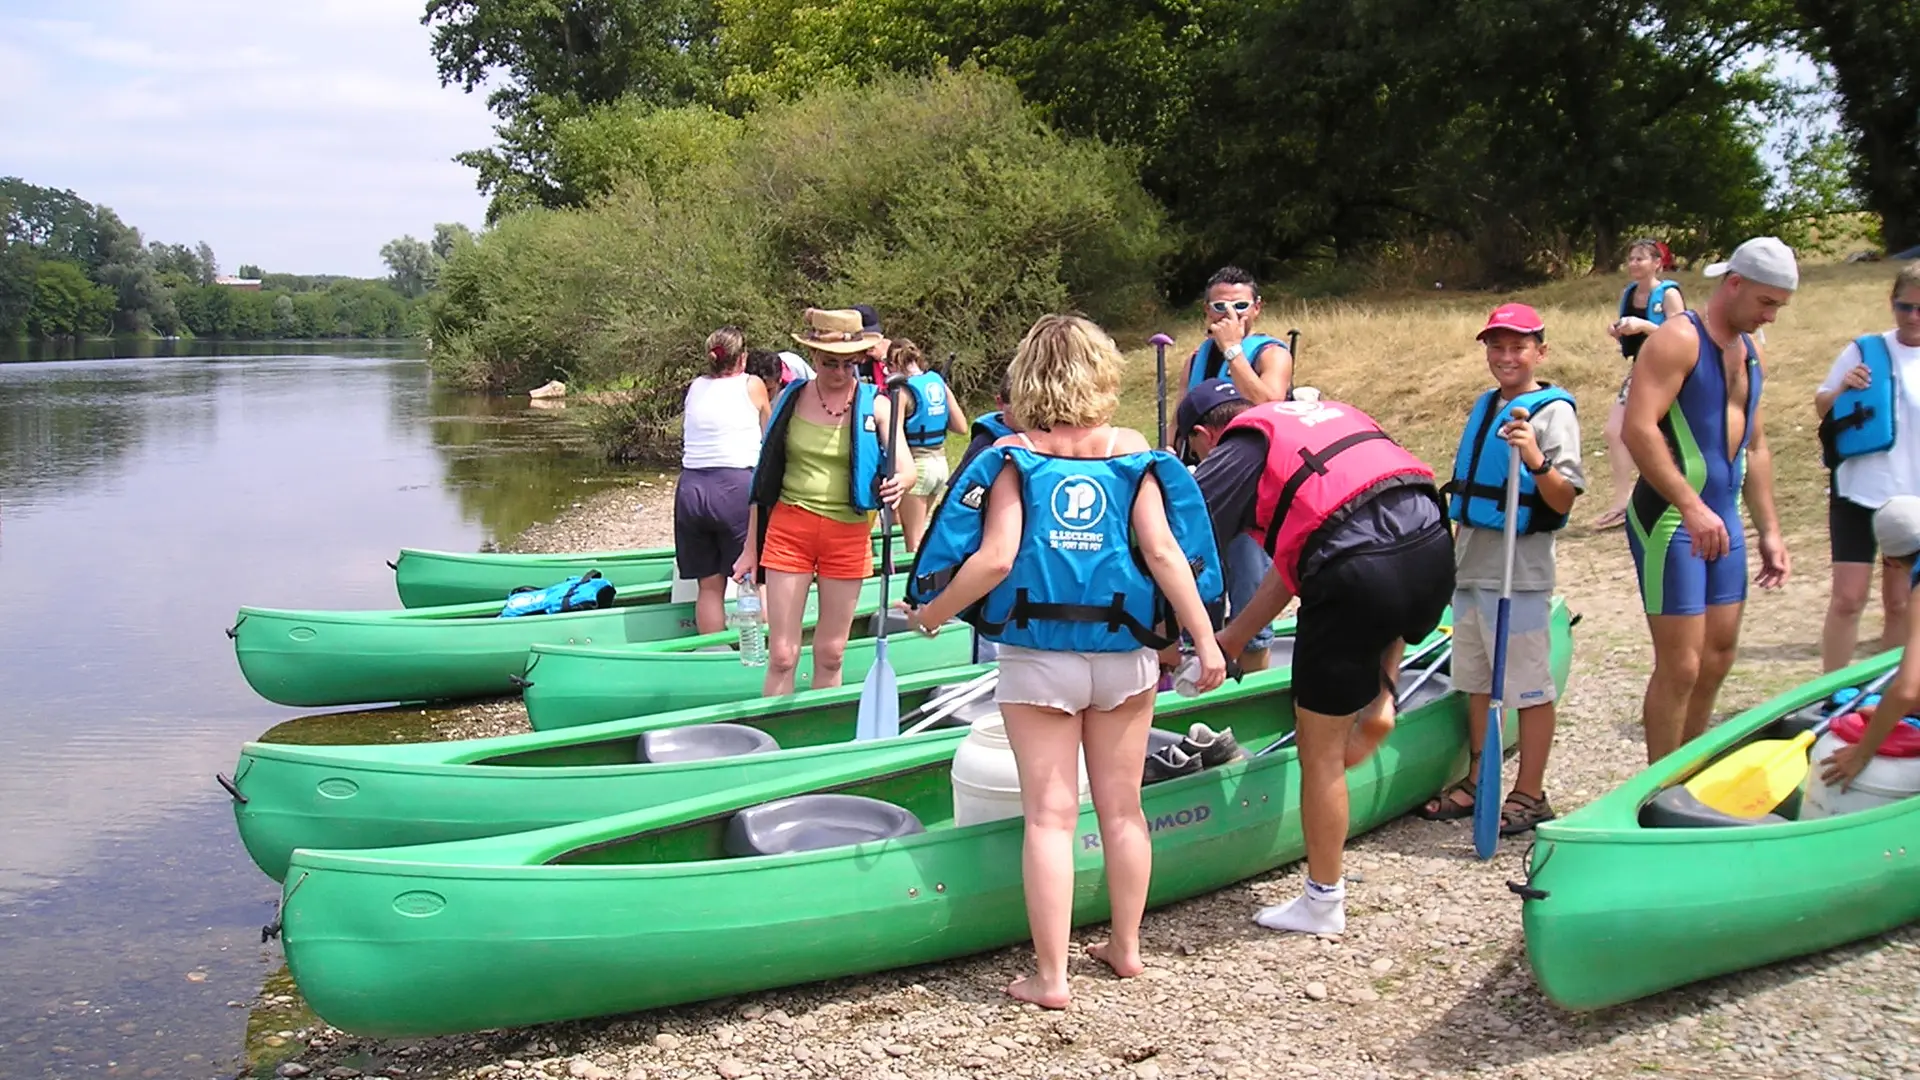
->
xmin=993 ymin=643 xmax=1158 ymax=714
xmin=909 ymin=447 xmax=951 ymax=497
xmin=1450 ymin=588 xmax=1557 ymax=706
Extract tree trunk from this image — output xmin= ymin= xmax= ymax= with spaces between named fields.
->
xmin=1592 ymin=217 xmax=1619 ymax=276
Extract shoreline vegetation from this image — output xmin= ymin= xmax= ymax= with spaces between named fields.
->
xmin=245 ymin=260 xmax=1920 ymax=1080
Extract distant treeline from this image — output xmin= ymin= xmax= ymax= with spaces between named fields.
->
xmin=0 ymin=177 xmax=425 ymax=340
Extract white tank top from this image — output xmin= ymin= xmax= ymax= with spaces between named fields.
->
xmin=681 ymin=374 xmax=762 ymax=469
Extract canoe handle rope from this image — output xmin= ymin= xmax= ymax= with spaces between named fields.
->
xmin=216 ymin=773 xmax=248 ymax=804
xmin=1504 ymin=840 xmax=1550 ymax=901
xmin=508 ymin=673 xmax=533 ymax=689
xmin=225 ymin=615 xmax=247 ymax=640
xmin=261 ymin=872 xmax=308 ymax=943
xmin=386 ymin=559 xmax=398 ymax=570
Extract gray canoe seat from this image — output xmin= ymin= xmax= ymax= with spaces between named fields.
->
xmin=638 ymin=722 xmax=779 ymax=764
xmin=869 ymin=608 xmax=912 ymax=636
xmin=1394 ymin=670 xmax=1455 ymax=713
xmin=1639 ymin=784 xmax=1789 ymax=829
xmin=723 ymin=793 xmax=925 ymax=857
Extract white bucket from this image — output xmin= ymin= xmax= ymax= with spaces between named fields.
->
xmin=950 ymin=717 xmax=1090 ymax=827
xmin=671 ymin=572 xmax=740 ymax=605
xmin=1799 ymin=730 xmax=1920 ymax=819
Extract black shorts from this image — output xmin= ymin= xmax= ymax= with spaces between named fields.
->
xmin=1830 ymin=490 xmax=1882 ymax=565
xmin=1292 ymin=519 xmax=1456 ymax=717
xmin=673 ymin=467 xmax=752 ymax=579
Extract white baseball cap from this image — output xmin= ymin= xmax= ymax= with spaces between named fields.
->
xmin=1704 ymin=236 xmax=1799 ymax=291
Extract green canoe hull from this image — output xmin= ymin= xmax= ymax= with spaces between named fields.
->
xmin=232 ymin=620 xmax=1305 ymax=881
xmin=233 ymin=573 xmax=910 ymax=708
xmin=520 ymin=618 xmax=977 ymax=729
xmin=276 ymin=601 xmax=1572 ymax=1038
xmin=1518 ymin=647 xmax=1920 ymax=1011
xmin=391 ymin=529 xmax=908 ymax=608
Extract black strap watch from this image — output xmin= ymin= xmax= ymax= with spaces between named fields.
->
xmin=1527 ymin=457 xmax=1552 ymax=476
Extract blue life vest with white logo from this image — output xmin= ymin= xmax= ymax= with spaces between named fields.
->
xmin=972 ymin=411 xmax=1014 ymax=441
xmin=1824 ymin=334 xmax=1897 ymax=464
xmin=901 ymin=371 xmax=952 ymax=448
xmin=905 ymin=447 xmax=1225 ymax=652
xmin=1187 ymin=334 xmax=1286 ymax=391
xmin=498 ymin=571 xmax=615 ymax=617
xmin=1444 ymin=384 xmax=1576 ymax=534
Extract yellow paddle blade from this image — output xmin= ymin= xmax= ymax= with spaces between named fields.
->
xmin=1683 ymin=730 xmax=1817 ymax=818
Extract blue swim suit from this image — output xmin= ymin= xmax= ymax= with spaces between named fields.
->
xmin=1626 ymin=311 xmax=1761 ymax=617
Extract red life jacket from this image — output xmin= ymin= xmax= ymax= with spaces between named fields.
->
xmin=1222 ymin=400 xmax=1437 ymax=591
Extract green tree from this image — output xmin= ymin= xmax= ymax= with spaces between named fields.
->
xmin=380 ymin=235 xmax=440 ymax=298
xmin=1794 ymin=0 xmax=1920 ymax=251
xmin=430 ymin=223 xmax=476 ymax=260
xmin=239 ymin=263 xmax=265 ymax=279
xmin=26 ymin=260 xmax=114 ymax=337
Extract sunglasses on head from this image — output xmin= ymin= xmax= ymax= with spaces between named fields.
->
xmin=1896 ymin=301 xmax=1920 ymax=316
xmin=1207 ymin=299 xmax=1255 ymax=315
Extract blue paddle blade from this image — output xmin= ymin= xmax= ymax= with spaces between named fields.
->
xmin=1473 ymin=706 xmax=1502 ymax=858
xmin=856 ymin=637 xmax=900 ymax=740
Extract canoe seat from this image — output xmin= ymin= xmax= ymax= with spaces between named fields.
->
xmin=1395 ymin=670 xmax=1455 ymax=713
xmin=869 ymin=608 xmax=912 ymax=637
xmin=638 ymin=723 xmax=780 ymax=764
xmin=723 ymin=793 xmax=925 ymax=857
xmin=1639 ymin=784 xmax=1790 ymax=829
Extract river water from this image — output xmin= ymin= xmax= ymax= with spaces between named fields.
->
xmin=0 ymin=342 xmax=631 ymax=1079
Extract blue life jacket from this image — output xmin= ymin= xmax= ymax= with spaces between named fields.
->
xmin=743 ymin=378 xmax=887 ymax=584
xmin=1186 ymin=334 xmax=1286 ymax=391
xmin=498 ymin=571 xmax=615 ymax=618
xmin=901 ymin=371 xmax=952 ymax=448
xmin=905 ymin=446 xmax=1225 ymax=652
xmin=972 ymin=411 xmax=1014 ymax=441
xmin=1619 ymin=279 xmax=1679 ymax=325
xmin=1443 ymin=384 xmax=1577 ymax=534
xmin=1822 ymin=334 xmax=1898 ymax=466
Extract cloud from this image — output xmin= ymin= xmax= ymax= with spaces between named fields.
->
xmin=0 ymin=4 xmax=500 ymax=276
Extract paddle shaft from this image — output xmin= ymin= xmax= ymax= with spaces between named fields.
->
xmin=1155 ymin=339 xmax=1169 ymax=448
xmin=1475 ymin=406 xmax=1529 ymax=860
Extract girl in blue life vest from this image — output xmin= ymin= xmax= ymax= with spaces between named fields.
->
xmin=1594 ymin=238 xmax=1685 ymax=529
xmin=891 ymin=339 xmax=969 ymax=554
xmin=1814 ymin=262 xmax=1920 ymax=673
xmin=902 ymin=313 xmax=1227 ymax=1012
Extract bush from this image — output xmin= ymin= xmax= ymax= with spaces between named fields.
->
xmin=428 ymin=67 xmax=1176 ymax=459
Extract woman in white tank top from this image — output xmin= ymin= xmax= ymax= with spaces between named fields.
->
xmin=674 ymin=328 xmax=771 ymax=633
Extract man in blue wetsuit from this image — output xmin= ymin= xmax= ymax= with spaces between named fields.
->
xmin=1622 ymin=236 xmax=1797 ymax=763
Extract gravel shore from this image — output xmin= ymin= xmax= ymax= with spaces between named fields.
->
xmin=255 ymin=481 xmax=1920 ymax=1080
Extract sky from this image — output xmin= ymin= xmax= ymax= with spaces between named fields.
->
xmin=0 ymin=0 xmax=501 ymax=278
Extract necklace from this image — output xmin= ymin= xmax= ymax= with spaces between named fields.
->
xmin=815 ymin=380 xmax=853 ymax=418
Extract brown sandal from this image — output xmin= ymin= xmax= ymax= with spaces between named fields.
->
xmin=1499 ymin=791 xmax=1556 ymax=835
xmin=1416 ymin=781 xmax=1476 ymax=821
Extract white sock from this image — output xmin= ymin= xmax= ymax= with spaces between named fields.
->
xmin=1254 ymin=878 xmax=1346 ymax=935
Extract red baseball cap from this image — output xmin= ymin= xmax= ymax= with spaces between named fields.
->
xmin=1477 ymin=303 xmax=1546 ymax=340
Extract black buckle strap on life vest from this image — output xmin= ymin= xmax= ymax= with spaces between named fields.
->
xmin=1450 ymin=480 xmax=1557 ymax=518
xmin=1262 ymin=430 xmax=1393 ymax=555
xmin=998 ymin=588 xmax=1179 ymax=650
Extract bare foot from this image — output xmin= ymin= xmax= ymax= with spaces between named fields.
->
xmin=1005 ymin=974 xmax=1070 ymax=1009
xmin=1085 ymin=940 xmax=1145 ymax=978
xmin=1345 ymin=711 xmax=1394 ymax=767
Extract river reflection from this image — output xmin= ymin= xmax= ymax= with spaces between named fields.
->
xmin=0 ymin=344 xmax=635 ymax=1078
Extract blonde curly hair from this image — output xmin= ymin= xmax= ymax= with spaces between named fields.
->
xmin=1007 ymin=314 xmax=1123 ymax=431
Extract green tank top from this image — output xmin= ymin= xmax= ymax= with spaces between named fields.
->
xmin=779 ymin=415 xmax=867 ymax=524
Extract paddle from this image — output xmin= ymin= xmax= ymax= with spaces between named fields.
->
xmin=901 ymin=672 xmax=1001 ymax=737
xmin=1151 ymin=333 xmax=1174 ymax=449
xmin=1684 ymin=666 xmax=1900 ymax=817
xmin=1474 ymin=406 xmax=1528 ymax=860
xmin=856 ymin=376 xmax=911 ymax=741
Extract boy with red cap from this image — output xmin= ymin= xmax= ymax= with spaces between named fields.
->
xmin=1419 ymin=303 xmax=1584 ymax=835
xmin=1181 ymin=382 xmax=1453 ymax=935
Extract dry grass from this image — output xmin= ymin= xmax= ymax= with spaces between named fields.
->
xmin=1108 ymin=260 xmax=1907 ymax=554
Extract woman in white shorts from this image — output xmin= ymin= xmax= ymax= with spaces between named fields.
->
xmin=904 ymin=314 xmax=1226 ymax=1010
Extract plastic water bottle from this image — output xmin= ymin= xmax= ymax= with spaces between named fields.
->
xmin=730 ymin=583 xmax=767 ymax=667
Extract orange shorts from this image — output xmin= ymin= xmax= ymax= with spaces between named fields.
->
xmin=760 ymin=501 xmax=875 ymax=580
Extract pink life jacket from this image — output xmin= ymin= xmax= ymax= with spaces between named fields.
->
xmin=1222 ymin=400 xmax=1436 ymax=591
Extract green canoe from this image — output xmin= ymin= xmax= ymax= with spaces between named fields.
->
xmin=1516 ymin=647 xmax=1920 ymax=1011
xmin=274 ymin=599 xmax=1572 ymax=1038
xmin=520 ymin=612 xmax=976 ymax=729
xmin=391 ymin=529 xmax=908 ymax=608
xmin=228 ymin=619 xmax=1309 ymax=881
xmin=232 ymin=572 xmax=911 ymax=708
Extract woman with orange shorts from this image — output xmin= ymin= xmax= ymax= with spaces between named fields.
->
xmin=732 ymin=307 xmax=916 ymax=696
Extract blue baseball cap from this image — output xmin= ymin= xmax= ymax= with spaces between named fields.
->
xmin=1174 ymin=378 xmax=1243 ymax=449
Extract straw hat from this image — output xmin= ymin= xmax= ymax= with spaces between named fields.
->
xmin=791 ymin=308 xmax=884 ymax=354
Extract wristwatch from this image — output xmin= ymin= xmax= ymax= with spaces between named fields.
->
xmin=1225 ymin=343 xmax=1244 ymax=361
xmin=1527 ymin=457 xmax=1552 ymax=476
